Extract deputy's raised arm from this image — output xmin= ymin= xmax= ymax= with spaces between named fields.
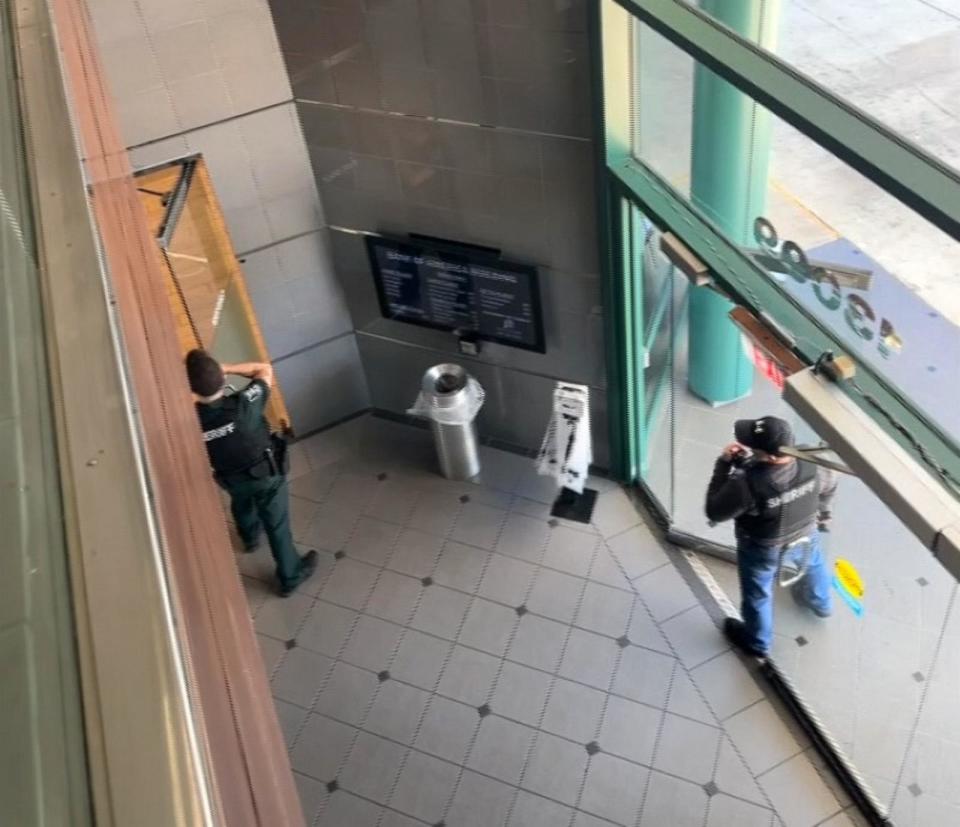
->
xmin=221 ymin=361 xmax=274 ymax=388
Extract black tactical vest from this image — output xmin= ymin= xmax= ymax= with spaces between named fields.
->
xmin=196 ymin=395 xmax=271 ymax=477
xmin=736 ymin=462 xmax=819 ymax=542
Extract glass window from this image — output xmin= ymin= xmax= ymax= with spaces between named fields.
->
xmin=630 ymin=17 xmax=960 ymax=455
xmin=0 ymin=10 xmax=90 ymax=823
xmin=687 ymin=0 xmax=960 ymax=172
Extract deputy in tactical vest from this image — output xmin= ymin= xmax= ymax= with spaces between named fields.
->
xmin=706 ymin=416 xmax=836 ymax=658
xmin=186 ymin=349 xmax=317 ymax=597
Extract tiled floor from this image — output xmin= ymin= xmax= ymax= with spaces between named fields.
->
xmin=237 ymin=415 xmax=856 ymax=827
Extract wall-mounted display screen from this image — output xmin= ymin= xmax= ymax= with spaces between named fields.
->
xmin=366 ymin=233 xmax=546 ymax=353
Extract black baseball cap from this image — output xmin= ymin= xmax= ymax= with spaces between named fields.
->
xmin=734 ymin=416 xmax=793 ymax=455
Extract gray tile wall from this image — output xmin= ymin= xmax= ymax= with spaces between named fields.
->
xmin=268 ymin=0 xmax=606 ymax=461
xmin=88 ymin=0 xmax=370 ymax=433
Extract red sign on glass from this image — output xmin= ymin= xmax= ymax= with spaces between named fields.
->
xmin=750 ymin=344 xmax=786 ymax=391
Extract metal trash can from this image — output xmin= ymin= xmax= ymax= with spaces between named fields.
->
xmin=408 ymin=364 xmax=484 ymax=480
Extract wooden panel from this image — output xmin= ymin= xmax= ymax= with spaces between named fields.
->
xmin=46 ymin=0 xmax=306 ymax=824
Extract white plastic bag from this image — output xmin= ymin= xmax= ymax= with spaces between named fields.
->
xmin=407 ymin=376 xmax=485 ymax=425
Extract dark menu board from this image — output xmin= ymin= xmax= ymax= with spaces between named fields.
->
xmin=366 ymin=234 xmax=546 ymax=353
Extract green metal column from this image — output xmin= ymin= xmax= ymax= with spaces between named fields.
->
xmin=688 ymin=0 xmax=781 ymax=405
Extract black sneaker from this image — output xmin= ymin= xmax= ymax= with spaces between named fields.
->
xmin=789 ymin=582 xmax=832 ymax=618
xmin=279 ymin=550 xmax=319 ymax=598
xmin=724 ymin=617 xmax=768 ymax=659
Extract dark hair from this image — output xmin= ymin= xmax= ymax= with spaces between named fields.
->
xmin=185 ymin=349 xmax=225 ymax=397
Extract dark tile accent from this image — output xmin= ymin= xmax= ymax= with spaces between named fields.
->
xmin=335 ymin=550 xmax=346 ymax=560
xmin=908 ymin=783 xmax=923 ymax=797
xmin=703 ymin=781 xmax=719 ymax=797
xmin=326 ymin=779 xmax=339 ymax=793
xmin=516 ymin=604 xmax=529 ymax=617
xmin=460 ymin=494 xmax=471 ymax=503
xmin=422 ymin=576 xmax=434 ymax=587
xmin=616 ymin=635 xmax=630 ymax=649
xmin=585 ymin=741 xmax=600 ymax=755
xmin=434 ymin=822 xmax=446 ymax=827
xmin=478 ymin=703 xmax=491 ymax=718
xmin=548 ymin=518 xmax=559 ymax=528
xmin=285 ymin=638 xmax=298 ymax=650
xmin=795 ymin=636 xmax=808 ymax=647
xmin=917 ymin=577 xmax=929 ymax=587
xmin=378 ymin=472 xmax=389 ymax=481
xmin=913 ymin=672 xmax=925 ymax=683
xmin=378 ymin=670 xmax=391 ymax=683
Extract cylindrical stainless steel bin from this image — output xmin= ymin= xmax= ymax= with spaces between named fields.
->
xmin=420 ymin=364 xmax=482 ymax=481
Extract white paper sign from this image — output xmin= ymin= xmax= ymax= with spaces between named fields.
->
xmin=536 ymin=382 xmax=592 ymax=494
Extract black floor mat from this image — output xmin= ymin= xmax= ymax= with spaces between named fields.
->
xmin=550 ymin=487 xmax=598 ymax=524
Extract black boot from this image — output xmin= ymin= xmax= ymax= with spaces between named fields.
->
xmin=724 ymin=617 xmax=768 ymax=659
xmin=279 ymin=550 xmax=319 ymax=597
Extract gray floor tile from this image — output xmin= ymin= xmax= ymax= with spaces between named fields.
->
xmin=598 ymin=695 xmax=661 ymax=766
xmin=476 ymin=447 xmax=529 ymax=494
xmin=665 ymin=663 xmax=716 ymax=724
xmin=366 ymin=570 xmax=424 ymax=626
xmin=508 ymin=614 xmax=569 ymax=672
xmin=446 ymin=769 xmax=516 ymax=827
xmin=255 ymin=591 xmax=313 ymax=640
xmin=611 ymin=645 xmax=675 ymax=708
xmin=713 ymin=736 xmax=767 ymax=805
xmin=692 ymin=650 xmax=764 ymax=721
xmin=559 ymin=628 xmax=619 ymax=691
xmin=410 ymin=585 xmax=472 ymax=639
xmin=626 ymin=605 xmax=672 ymax=654
xmin=492 ymin=662 xmax=553 ymax=727
xmin=380 ymin=812 xmax=424 ymax=827
xmin=575 ymin=581 xmax=635 ymax=638
xmin=479 ymin=553 xmax=539 ymax=606
xmin=275 ymin=699 xmax=309 ymax=749
xmin=587 ymin=546 xmax=632 ymax=589
xmin=315 ymin=661 xmax=379 ymax=726
xmin=705 ymin=794 xmax=774 ymax=827
xmin=541 ymin=678 xmax=608 ymax=745
xmin=408 ymin=489 xmax=461 ymax=538
xmin=634 ymin=563 xmax=698 ymax=621
xmin=299 ymin=600 xmax=359 ymax=658
xmin=257 ymin=632 xmax=288 ymax=677
xmin=579 ymin=752 xmax=648 ymax=825
xmin=317 ymin=789 xmax=383 ymax=826
xmin=364 ymin=478 xmax=422 ymax=525
xmin=522 ymin=732 xmax=589 ymax=807
xmin=290 ymin=713 xmax=357 ymax=783
xmin=339 ymin=732 xmax=408 ymax=803
xmin=497 ymin=512 xmax=551 ymax=561
xmin=320 ymin=557 xmax=380 ymax=610
xmin=273 ymin=647 xmax=335 ymax=708
xmin=390 ymin=750 xmax=461 ymax=823
xmin=343 ymin=614 xmax=405 ymax=673
xmin=652 ymin=712 xmax=721 ymax=785
xmin=759 ymin=753 xmax=842 ymax=827
xmin=432 ymin=540 xmax=490 ymax=592
xmin=527 ymin=568 xmax=586 ymax=624
xmin=366 ymin=680 xmax=431 ymax=743
xmin=817 ymin=811 xmax=858 ymax=827
xmin=294 ymin=771 xmax=329 ymax=827
xmin=242 ymin=573 xmax=272 ymax=615
xmin=391 ymin=628 xmax=452 ymax=691
xmin=591 ymin=488 xmax=642 ymax=539
xmin=660 ymin=604 xmax=729 ymax=668
xmin=389 ymin=528 xmax=445 ymax=579
xmin=414 ymin=695 xmax=478 ymax=764
xmin=725 ymin=701 xmax=804 ymax=776
xmin=509 ymin=790 xmax=575 ymax=826
xmin=460 ymin=597 xmax=518 ymax=657
xmin=638 ymin=770 xmax=710 ymax=827
xmin=468 ymin=716 xmax=537 ymax=785
xmin=290 ymin=469 xmax=336 ymax=503
xmin=571 ymin=811 xmax=616 ymax=827
xmin=607 ymin=523 xmax=670 ymax=581
xmin=541 ymin=525 xmax=597 ymax=578
xmin=452 ymin=501 xmax=508 ymax=549
xmin=437 ymin=645 xmax=501 ymax=706
xmin=304 ymin=503 xmax=359 ymax=552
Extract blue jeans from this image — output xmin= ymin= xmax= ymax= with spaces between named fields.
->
xmin=736 ymin=532 xmax=832 ymax=654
